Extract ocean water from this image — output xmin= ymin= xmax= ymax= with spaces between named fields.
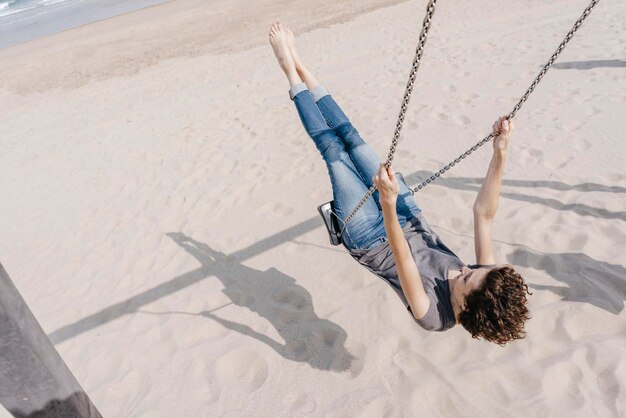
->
xmin=0 ymin=0 xmax=171 ymax=49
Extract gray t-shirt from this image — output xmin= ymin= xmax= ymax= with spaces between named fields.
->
xmin=347 ymin=212 xmax=489 ymax=332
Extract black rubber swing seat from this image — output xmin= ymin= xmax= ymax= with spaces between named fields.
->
xmin=318 ymin=172 xmax=409 ymax=246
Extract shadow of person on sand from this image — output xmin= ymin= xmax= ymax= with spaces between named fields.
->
xmin=507 ymin=248 xmax=626 ymax=314
xmin=163 ymin=232 xmax=359 ymax=372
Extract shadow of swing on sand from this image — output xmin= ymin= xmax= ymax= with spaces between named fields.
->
xmin=552 ymin=59 xmax=626 ymax=70
xmin=159 ymin=232 xmax=359 ymax=372
xmin=46 ymin=170 xmax=624 ymax=355
xmin=48 ymin=221 xmax=359 ymax=372
xmin=405 ymin=171 xmax=626 ymax=222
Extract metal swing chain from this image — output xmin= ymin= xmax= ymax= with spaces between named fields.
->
xmin=337 ymin=0 xmax=439 ymax=238
xmin=408 ymin=0 xmax=601 ymax=194
xmin=338 ymin=0 xmax=601 ymax=239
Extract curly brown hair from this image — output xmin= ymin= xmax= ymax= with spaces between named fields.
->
xmin=458 ymin=266 xmax=532 ymax=346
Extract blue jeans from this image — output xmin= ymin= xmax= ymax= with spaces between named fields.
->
xmin=289 ymin=82 xmax=422 ymax=251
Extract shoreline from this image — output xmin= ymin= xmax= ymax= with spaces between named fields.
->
xmin=0 ymin=0 xmax=175 ymax=51
xmin=0 ymin=0 xmax=408 ymax=95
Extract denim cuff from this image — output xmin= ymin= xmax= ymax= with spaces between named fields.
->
xmin=289 ymin=82 xmax=308 ymax=100
xmin=311 ymin=85 xmax=330 ymax=102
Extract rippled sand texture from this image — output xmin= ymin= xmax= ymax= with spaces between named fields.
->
xmin=1 ymin=0 xmax=625 ymax=416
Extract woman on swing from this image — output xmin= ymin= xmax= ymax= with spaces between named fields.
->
xmin=270 ymin=22 xmax=531 ymax=346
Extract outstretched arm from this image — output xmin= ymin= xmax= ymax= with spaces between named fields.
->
xmin=472 ymin=116 xmax=513 ymax=265
xmin=374 ymin=164 xmax=430 ymax=320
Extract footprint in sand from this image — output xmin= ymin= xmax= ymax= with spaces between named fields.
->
xmin=451 ymin=114 xmax=471 ymax=126
xmin=568 ymin=232 xmax=589 ymax=252
xmin=572 ymin=137 xmax=592 ymax=152
xmin=324 ymin=268 xmax=369 ymax=292
xmin=561 ymin=123 xmax=580 ymax=133
xmin=431 ymin=110 xmax=448 ymax=122
xmin=544 ymin=156 xmax=573 ymax=171
xmin=449 ymin=216 xmax=465 ymax=231
xmin=541 ymin=357 xmax=584 ymax=407
xmin=308 ymin=188 xmax=327 ymax=201
xmin=424 ymin=186 xmax=446 ymax=198
xmin=215 ymin=346 xmax=269 ymax=392
xmin=243 ymin=162 xmax=266 ymax=180
xmin=585 ymin=106 xmax=602 ymax=117
xmin=395 ymin=148 xmax=416 ymax=160
xmin=283 ymin=242 xmax=310 ymax=255
xmin=459 ymin=92 xmax=479 ymax=106
xmin=519 ymin=146 xmax=544 ymax=164
xmin=281 ymin=391 xmax=316 ymax=414
xmin=282 ymin=161 xmax=316 ymax=183
xmin=257 ymin=200 xmax=295 ymax=218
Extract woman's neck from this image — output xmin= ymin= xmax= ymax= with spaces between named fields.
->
xmin=448 ymin=268 xmax=463 ymax=322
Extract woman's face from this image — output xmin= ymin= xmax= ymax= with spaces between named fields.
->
xmin=453 ymin=264 xmax=511 ymax=310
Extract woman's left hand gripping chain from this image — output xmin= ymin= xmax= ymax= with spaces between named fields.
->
xmin=373 ymin=163 xmax=399 ymax=208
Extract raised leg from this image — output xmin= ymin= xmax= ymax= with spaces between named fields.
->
xmin=313 ymin=85 xmax=422 ymax=227
xmin=316 ymin=92 xmax=421 ymax=227
xmin=284 ymin=30 xmax=421 ymax=226
xmin=271 ymin=21 xmax=386 ymax=250
xmin=289 ymin=85 xmax=386 ymax=251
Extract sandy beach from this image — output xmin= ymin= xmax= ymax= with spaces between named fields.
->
xmin=1 ymin=0 xmax=625 ymax=416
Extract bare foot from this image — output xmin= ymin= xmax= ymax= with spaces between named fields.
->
xmin=284 ymin=26 xmax=303 ymax=69
xmin=269 ymin=21 xmax=297 ymax=76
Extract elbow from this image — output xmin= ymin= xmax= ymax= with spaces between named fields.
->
xmin=472 ymin=203 xmax=497 ymax=218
